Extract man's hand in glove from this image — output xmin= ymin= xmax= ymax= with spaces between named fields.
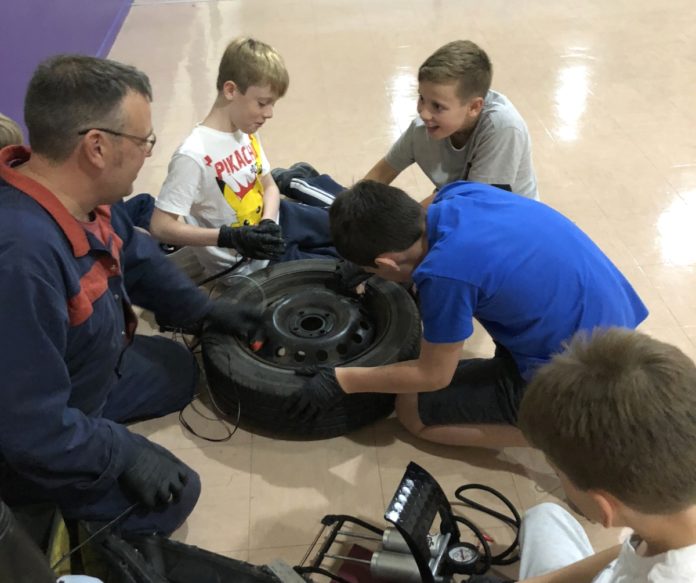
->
xmin=205 ymin=300 xmax=265 ymax=341
xmin=334 ymin=260 xmax=371 ymax=295
xmin=119 ymin=441 xmax=190 ymax=508
xmin=285 ymin=367 xmax=346 ymax=422
xmin=218 ymin=219 xmax=285 ymax=260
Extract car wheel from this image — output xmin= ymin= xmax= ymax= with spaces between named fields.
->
xmin=201 ymin=259 xmax=421 ymax=439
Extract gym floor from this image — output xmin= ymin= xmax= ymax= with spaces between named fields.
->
xmin=119 ymin=0 xmax=696 ymax=577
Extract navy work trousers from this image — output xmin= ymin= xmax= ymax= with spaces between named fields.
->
xmin=1 ymin=335 xmax=201 ymax=536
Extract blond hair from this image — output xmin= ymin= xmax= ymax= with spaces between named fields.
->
xmin=217 ymin=37 xmax=289 ymax=97
xmin=0 ymin=113 xmax=23 ymax=148
xmin=418 ymin=40 xmax=492 ymax=101
xmin=519 ymin=327 xmax=696 ymax=514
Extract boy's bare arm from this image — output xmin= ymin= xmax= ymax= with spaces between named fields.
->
xmin=260 ymin=173 xmax=281 ymax=222
xmin=337 ymin=338 xmax=463 ymax=394
xmin=149 ymin=208 xmax=220 ymax=247
xmin=519 ymin=545 xmax=621 ymax=583
xmin=363 ymin=157 xmax=400 ymax=184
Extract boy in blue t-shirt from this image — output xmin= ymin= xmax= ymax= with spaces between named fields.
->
xmin=285 ymin=180 xmax=648 ymax=449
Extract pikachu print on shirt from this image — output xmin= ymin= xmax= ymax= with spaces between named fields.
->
xmin=215 ymin=134 xmax=265 ymax=227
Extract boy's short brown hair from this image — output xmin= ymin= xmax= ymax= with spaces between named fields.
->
xmin=217 ymin=37 xmax=289 ymax=97
xmin=418 ymin=40 xmax=492 ymax=102
xmin=519 ymin=328 xmax=696 ymax=514
xmin=0 ymin=113 xmax=23 ymax=148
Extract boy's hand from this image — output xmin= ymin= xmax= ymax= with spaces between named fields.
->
xmin=334 ymin=260 xmax=371 ymax=295
xmin=285 ymin=367 xmax=346 ymax=422
xmin=257 ymin=218 xmax=283 ymax=237
xmin=218 ymin=219 xmax=286 ymax=259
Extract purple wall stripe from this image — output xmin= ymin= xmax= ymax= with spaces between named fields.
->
xmin=0 ymin=0 xmax=133 ymax=141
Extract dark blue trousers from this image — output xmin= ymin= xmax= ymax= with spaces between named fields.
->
xmin=2 ymin=336 xmax=201 ymax=536
xmin=279 ymin=173 xmax=345 ymax=209
xmin=119 ymin=194 xmax=339 ymax=262
xmin=276 ymin=199 xmax=339 ymax=261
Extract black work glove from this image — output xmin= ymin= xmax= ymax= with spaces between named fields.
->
xmin=334 ymin=260 xmax=371 ymax=295
xmin=119 ymin=441 xmax=189 ymax=508
xmin=205 ymin=300 xmax=265 ymax=341
xmin=217 ymin=219 xmax=286 ymax=260
xmin=285 ymin=367 xmax=346 ymax=422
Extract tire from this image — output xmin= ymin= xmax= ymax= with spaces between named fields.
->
xmin=201 ymin=259 xmax=421 ymax=439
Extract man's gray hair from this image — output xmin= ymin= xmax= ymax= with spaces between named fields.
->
xmin=24 ymin=54 xmax=152 ymax=162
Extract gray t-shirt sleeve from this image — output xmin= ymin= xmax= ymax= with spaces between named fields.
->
xmin=384 ymin=120 xmax=417 ymax=172
xmin=465 ymin=125 xmax=527 ymax=190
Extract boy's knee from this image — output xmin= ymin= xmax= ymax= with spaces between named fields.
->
xmin=395 ymin=394 xmax=426 ymax=435
xmin=524 ymin=502 xmax=567 ymax=524
xmin=521 ymin=503 xmax=577 ymax=543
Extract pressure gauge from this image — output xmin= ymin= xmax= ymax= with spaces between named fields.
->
xmin=445 ymin=542 xmax=480 ymax=574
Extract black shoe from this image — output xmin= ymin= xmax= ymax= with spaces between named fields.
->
xmin=271 ymin=162 xmax=320 ymax=193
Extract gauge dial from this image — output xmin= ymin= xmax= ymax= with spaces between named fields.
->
xmin=445 ymin=542 xmax=479 ymax=574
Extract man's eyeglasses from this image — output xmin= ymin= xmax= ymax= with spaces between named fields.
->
xmin=78 ymin=128 xmax=157 ymax=154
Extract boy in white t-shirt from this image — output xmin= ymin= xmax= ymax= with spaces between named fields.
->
xmin=151 ymin=37 xmax=334 ymax=278
xmin=515 ymin=328 xmax=696 ymax=583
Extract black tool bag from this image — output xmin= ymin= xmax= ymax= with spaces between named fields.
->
xmin=2 ymin=494 xmax=290 ymax=583
xmin=83 ymin=525 xmax=283 ymax=583
xmin=0 ymin=498 xmax=57 ymax=583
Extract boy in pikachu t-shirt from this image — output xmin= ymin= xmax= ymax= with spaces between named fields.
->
xmin=151 ymin=37 xmax=335 ymax=278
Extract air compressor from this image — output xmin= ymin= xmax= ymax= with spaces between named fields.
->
xmin=295 ymin=462 xmax=521 ymax=583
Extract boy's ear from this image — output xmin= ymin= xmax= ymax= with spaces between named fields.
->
xmin=589 ymin=490 xmax=621 ymax=528
xmin=222 ymin=80 xmax=240 ymax=100
xmin=374 ymin=254 xmax=401 ymax=272
xmin=468 ymin=96 xmax=485 ymax=116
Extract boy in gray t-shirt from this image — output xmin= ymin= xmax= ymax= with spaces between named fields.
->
xmin=382 ymin=88 xmax=538 ymax=200
xmin=274 ymin=40 xmax=538 ymax=206
xmin=369 ymin=39 xmax=538 ymax=202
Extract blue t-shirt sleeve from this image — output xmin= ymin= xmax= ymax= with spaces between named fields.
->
xmin=417 ymin=275 xmax=477 ymax=343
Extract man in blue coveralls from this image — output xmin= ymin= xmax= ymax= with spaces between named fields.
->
xmin=286 ymin=180 xmax=648 ymax=450
xmin=0 ymin=55 xmax=262 ymax=535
